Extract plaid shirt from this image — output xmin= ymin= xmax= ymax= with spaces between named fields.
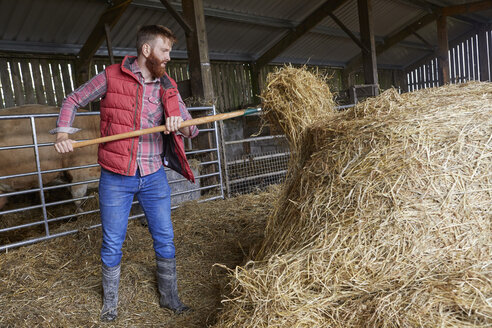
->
xmin=52 ymin=60 xmax=198 ymax=176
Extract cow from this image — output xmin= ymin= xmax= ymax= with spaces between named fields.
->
xmin=0 ymin=105 xmax=100 ymax=210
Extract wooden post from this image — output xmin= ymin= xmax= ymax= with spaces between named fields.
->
xmin=437 ymin=14 xmax=450 ymax=85
xmin=159 ymin=0 xmax=193 ymax=35
xmin=477 ymin=26 xmax=490 ymax=81
xmin=255 ymin=0 xmax=349 ymax=69
xmin=250 ymin=63 xmax=261 ymax=105
xmin=181 ymin=0 xmax=216 ymax=187
xmin=357 ymin=0 xmax=378 ymax=86
xmin=181 ymin=0 xmax=214 ymax=103
xmin=104 ymin=23 xmax=115 ymax=65
xmin=398 ymin=70 xmax=408 ymax=92
xmin=75 ymin=0 xmax=130 ymax=87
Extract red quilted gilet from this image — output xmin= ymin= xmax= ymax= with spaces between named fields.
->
xmin=98 ymin=56 xmax=195 ymax=182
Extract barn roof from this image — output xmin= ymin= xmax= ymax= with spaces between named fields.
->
xmin=0 ymin=0 xmax=491 ymax=69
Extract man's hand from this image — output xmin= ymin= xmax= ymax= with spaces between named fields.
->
xmin=54 ymin=132 xmax=75 ymax=153
xmin=163 ymin=116 xmax=190 ymax=137
xmin=164 ymin=116 xmax=182 ymax=134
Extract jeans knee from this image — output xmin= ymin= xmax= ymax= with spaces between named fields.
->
xmin=101 ymin=250 xmax=122 ymax=267
xmin=154 ymin=242 xmax=175 ymax=259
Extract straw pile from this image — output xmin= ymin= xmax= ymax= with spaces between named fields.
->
xmin=213 ymin=68 xmax=492 ymax=327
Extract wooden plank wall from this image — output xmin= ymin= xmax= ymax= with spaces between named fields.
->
xmin=0 ymin=57 xmax=75 ymax=109
xmin=347 ymin=68 xmax=404 ymax=91
xmin=0 ymin=55 xmax=343 ymax=112
xmin=212 ymin=62 xmax=253 ymax=111
xmin=406 ymin=28 xmax=491 ymax=91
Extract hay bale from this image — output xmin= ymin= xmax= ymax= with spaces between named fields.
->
xmin=213 ymin=67 xmax=492 ymax=327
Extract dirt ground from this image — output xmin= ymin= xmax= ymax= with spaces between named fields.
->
xmin=0 ymin=189 xmax=274 ymax=327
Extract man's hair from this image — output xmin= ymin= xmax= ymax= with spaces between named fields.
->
xmin=136 ymin=25 xmax=177 ymax=55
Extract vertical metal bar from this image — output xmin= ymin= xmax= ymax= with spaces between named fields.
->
xmin=434 ymin=58 xmax=440 ymax=86
xmin=427 ymin=61 xmax=433 ymax=87
xmin=450 ymin=48 xmax=455 ymax=84
xmin=430 ymin=60 xmax=434 ymax=87
xmin=219 ymin=120 xmax=231 ymax=198
xmin=30 ymin=116 xmax=50 ymax=236
xmin=464 ymin=39 xmax=470 ymax=81
xmin=458 ymin=43 xmax=464 ymax=83
xmin=212 ymin=105 xmax=225 ymax=199
xmin=455 ymin=47 xmax=460 ymax=83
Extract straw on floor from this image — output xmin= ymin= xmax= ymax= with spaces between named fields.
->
xmin=0 ymin=189 xmax=275 ymax=327
xmin=213 ymin=67 xmax=492 ymax=327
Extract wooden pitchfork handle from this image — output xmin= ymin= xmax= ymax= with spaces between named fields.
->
xmin=73 ymin=108 xmax=261 ymax=149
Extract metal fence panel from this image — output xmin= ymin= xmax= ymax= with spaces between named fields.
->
xmin=0 ymin=106 xmax=223 ymax=252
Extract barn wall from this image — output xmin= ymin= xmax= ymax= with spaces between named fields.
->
xmin=0 ymin=53 xmax=344 ymax=112
xmin=0 ymin=53 xmax=77 ymax=109
xmin=405 ymin=27 xmax=492 ymax=90
xmin=344 ymin=68 xmax=405 ymax=92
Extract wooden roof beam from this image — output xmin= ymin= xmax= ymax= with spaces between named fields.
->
xmin=347 ymin=0 xmax=492 ymax=70
xmin=159 ymin=0 xmax=193 ymax=35
xmin=328 ymin=12 xmax=368 ymax=52
xmin=345 ymin=12 xmax=437 ymax=72
xmin=404 ymin=23 xmax=490 ymax=71
xmin=75 ymin=0 xmax=131 ymax=84
xmin=441 ymin=0 xmax=492 ymax=17
xmin=394 ymin=0 xmax=488 ymax=25
xmin=254 ymin=0 xmax=350 ymax=68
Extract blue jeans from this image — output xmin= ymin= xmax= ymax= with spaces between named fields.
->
xmin=98 ymin=166 xmax=175 ymax=267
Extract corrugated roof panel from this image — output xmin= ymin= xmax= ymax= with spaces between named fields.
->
xmin=279 ymin=33 xmax=361 ymax=66
xmin=206 ymin=17 xmax=282 ymax=58
xmin=321 ymin=0 xmax=426 ymax=36
xmin=204 ymin=0 xmax=327 ymax=21
xmin=112 ymin=8 xmax=187 ymax=50
xmin=63 ymin=4 xmax=102 ymax=44
xmin=401 ymin=16 xmax=476 ymax=48
xmin=1 ymin=0 xmax=491 ymax=69
xmin=0 ymin=0 xmax=104 ymax=45
xmin=372 ymin=0 xmax=426 ymax=36
xmin=377 ymin=45 xmax=431 ymax=67
xmin=328 ymin=0 xmax=360 ymax=32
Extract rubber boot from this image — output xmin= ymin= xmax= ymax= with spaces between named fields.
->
xmin=156 ymin=257 xmax=191 ymax=314
xmin=101 ymin=263 xmax=120 ymax=322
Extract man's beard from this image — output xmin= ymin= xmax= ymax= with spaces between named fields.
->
xmin=145 ymin=52 xmax=167 ymax=80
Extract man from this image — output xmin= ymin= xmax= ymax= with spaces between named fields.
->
xmin=52 ymin=25 xmax=198 ymax=321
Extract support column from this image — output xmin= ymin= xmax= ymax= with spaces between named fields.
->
xmin=75 ymin=0 xmax=130 ymax=87
xmin=104 ymin=23 xmax=115 ymax=65
xmin=398 ymin=70 xmax=408 ymax=93
xmin=478 ymin=26 xmax=490 ymax=81
xmin=437 ymin=15 xmax=450 ymax=85
xmin=182 ymin=0 xmax=214 ymax=103
xmin=250 ymin=63 xmax=261 ymax=105
xmin=181 ymin=0 xmax=215 ymax=188
xmin=357 ymin=0 xmax=378 ymax=85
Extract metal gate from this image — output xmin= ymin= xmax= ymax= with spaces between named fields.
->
xmin=0 ymin=106 xmax=223 ymax=252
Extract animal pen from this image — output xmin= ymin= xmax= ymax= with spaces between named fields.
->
xmin=0 ymin=106 xmax=225 ymax=252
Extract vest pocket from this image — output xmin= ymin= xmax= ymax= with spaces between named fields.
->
xmin=105 ymin=121 xmax=112 ymax=136
xmin=101 ymin=121 xmax=112 ymax=147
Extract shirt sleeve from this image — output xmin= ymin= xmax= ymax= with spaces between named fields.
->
xmin=49 ymin=71 xmax=107 ymax=134
xmin=177 ymin=93 xmax=199 ymax=138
